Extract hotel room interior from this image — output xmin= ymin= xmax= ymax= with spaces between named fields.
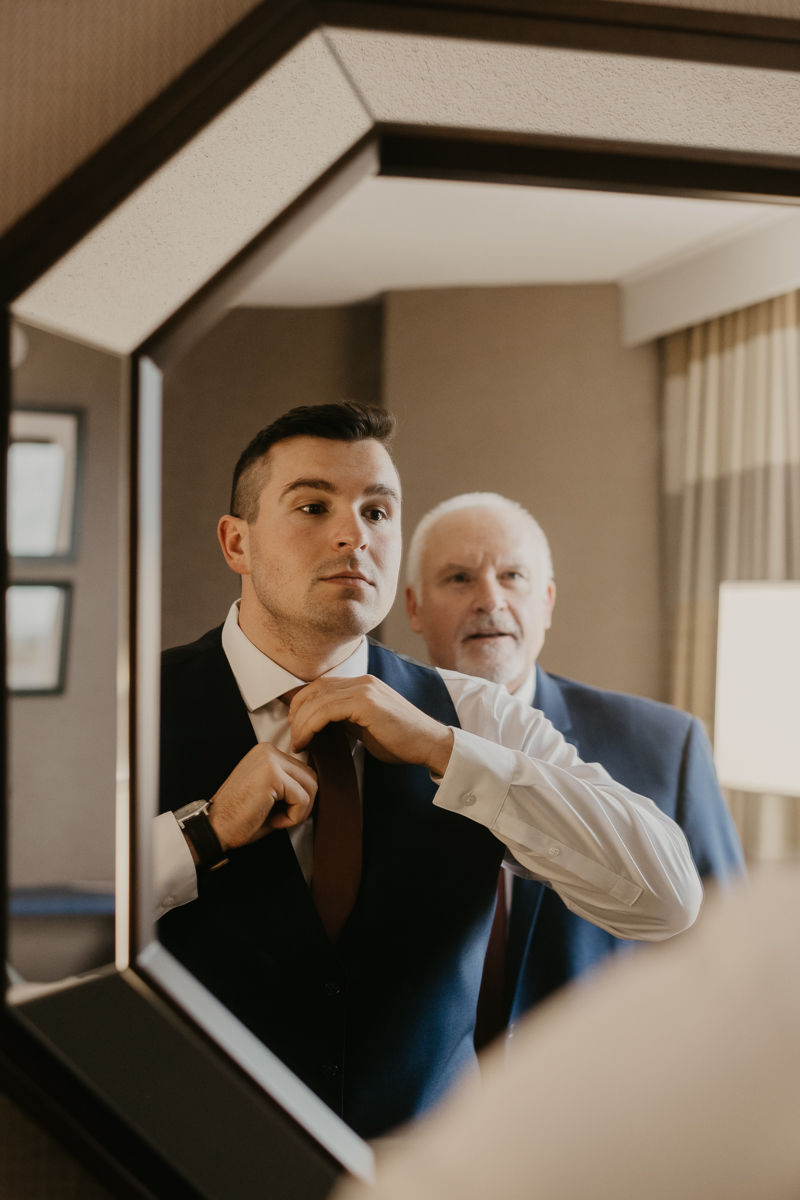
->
xmin=2 ymin=2 xmax=800 ymax=1197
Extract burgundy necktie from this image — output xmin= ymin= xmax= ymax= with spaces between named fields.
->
xmin=474 ymin=872 xmax=509 ymax=1052
xmin=281 ymin=691 xmax=362 ymax=943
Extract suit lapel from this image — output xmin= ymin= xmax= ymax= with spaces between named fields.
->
xmin=160 ymin=629 xmax=258 ymax=812
xmin=534 ymin=665 xmax=579 ymax=755
xmin=169 ymin=632 xmax=331 ymax=947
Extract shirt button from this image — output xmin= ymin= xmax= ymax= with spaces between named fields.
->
xmin=548 ymin=846 xmax=561 ymax=857
xmin=463 ymin=792 xmax=477 ymax=807
xmin=322 ymin=1062 xmax=339 ymax=1078
xmin=324 ymin=981 xmax=340 ymax=996
xmin=164 ymin=895 xmax=174 ymax=905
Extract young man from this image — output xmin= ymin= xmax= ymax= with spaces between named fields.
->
xmin=405 ymin=492 xmax=743 ymax=1045
xmin=154 ymin=405 xmax=701 ymax=1140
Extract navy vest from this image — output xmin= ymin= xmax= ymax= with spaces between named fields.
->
xmin=159 ymin=629 xmax=505 ymax=1138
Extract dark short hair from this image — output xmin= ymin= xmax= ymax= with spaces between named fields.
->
xmin=230 ymin=401 xmax=396 ymax=522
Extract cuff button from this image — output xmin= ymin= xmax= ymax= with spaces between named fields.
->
xmin=463 ymin=792 xmax=477 ymax=807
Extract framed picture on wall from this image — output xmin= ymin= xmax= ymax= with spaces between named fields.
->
xmin=7 ymin=409 xmax=83 ymax=560
xmin=6 ymin=582 xmax=72 ymax=695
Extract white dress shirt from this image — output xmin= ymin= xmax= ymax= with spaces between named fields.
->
xmin=510 ymin=668 xmax=536 ymax=709
xmin=154 ymin=603 xmax=702 ymax=937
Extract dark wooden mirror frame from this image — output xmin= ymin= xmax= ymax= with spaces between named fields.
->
xmin=4 ymin=2 xmax=800 ymax=1198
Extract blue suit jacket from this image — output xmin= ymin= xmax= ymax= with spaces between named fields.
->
xmin=506 ymin=666 xmax=745 ymax=1022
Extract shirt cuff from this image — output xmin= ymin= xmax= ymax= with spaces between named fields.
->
xmin=432 ymin=726 xmax=516 ymax=828
xmin=153 ymin=811 xmax=198 ymax=920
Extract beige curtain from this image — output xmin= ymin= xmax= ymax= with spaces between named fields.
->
xmin=662 ymin=293 xmax=800 ymax=862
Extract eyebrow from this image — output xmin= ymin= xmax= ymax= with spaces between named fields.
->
xmin=280 ymin=478 xmax=337 ymax=499
xmin=438 ymin=561 xmax=530 ymax=575
xmin=280 ymin=478 xmax=400 ymax=502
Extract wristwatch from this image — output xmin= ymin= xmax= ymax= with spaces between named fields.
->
xmin=174 ymin=800 xmax=230 ymax=872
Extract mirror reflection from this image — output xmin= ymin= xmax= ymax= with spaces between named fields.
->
xmin=9 ymin=171 xmax=800 ymax=1144
xmin=7 ymin=326 xmax=121 ymax=985
xmin=151 ymin=175 xmax=799 ymax=1140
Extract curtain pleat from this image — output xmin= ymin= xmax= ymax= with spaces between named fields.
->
xmin=662 ymin=293 xmax=800 ymax=862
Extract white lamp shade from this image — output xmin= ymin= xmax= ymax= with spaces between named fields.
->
xmin=714 ymin=582 xmax=800 ymax=797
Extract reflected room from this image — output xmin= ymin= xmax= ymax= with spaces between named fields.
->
xmin=7 ymin=326 xmax=121 ymax=984
xmin=8 ymin=168 xmax=800 ymax=1135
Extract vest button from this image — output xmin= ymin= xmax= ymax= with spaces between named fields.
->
xmin=324 ymin=981 xmax=341 ymax=996
xmin=322 ymin=1062 xmax=339 ymax=1078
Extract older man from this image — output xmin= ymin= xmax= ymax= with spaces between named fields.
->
xmin=405 ymin=493 xmax=743 ymax=1046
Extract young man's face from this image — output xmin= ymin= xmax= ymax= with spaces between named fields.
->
xmin=240 ymin=435 xmax=402 ymax=645
xmin=406 ymin=506 xmax=555 ymax=692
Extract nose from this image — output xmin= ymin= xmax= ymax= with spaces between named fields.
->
xmin=333 ymin=509 xmax=369 ymax=553
xmin=473 ymin=572 xmax=508 ymax=614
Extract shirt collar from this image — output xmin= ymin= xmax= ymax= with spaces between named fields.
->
xmin=221 ymin=600 xmax=369 ymax=712
xmin=509 ymin=665 xmax=537 ymax=707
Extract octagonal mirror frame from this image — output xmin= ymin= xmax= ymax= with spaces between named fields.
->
xmin=5 ymin=3 xmax=800 ymax=1198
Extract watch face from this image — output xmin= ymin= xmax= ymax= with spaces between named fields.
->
xmin=175 ymin=799 xmax=208 ymax=824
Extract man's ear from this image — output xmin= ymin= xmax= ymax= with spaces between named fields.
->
xmin=218 ymin=514 xmax=250 ymax=576
xmin=405 ymin=584 xmax=423 ymax=634
xmin=543 ymin=581 xmax=556 ymax=630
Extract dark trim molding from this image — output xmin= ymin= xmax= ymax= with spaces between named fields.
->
xmin=6 ymin=0 xmax=800 ymax=302
xmin=0 ymin=1007 xmax=203 ymax=1200
xmin=11 ymin=971 xmax=342 ymax=1200
xmin=379 ymin=127 xmax=800 ymax=202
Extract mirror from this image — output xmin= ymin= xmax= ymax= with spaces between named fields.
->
xmin=151 ymin=165 xmax=796 ymax=1139
xmin=6 ymin=17 xmax=800 ymax=1191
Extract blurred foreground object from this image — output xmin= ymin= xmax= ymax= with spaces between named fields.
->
xmin=336 ymin=871 xmax=800 ymax=1200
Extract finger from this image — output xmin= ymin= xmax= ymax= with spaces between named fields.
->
xmin=287 ymin=675 xmax=373 ymax=722
xmin=281 ymin=770 xmax=316 ymax=814
xmin=269 ymin=747 xmax=318 ymax=792
xmin=269 ymin=800 xmax=314 ymax=830
xmin=290 ymin=693 xmax=362 ymax=750
xmin=266 ymin=773 xmax=315 ymax=829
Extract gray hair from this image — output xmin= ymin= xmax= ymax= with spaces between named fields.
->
xmin=406 ymin=492 xmax=554 ymax=594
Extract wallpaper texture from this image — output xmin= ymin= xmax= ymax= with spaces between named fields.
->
xmin=0 ymin=0 xmax=263 ymax=235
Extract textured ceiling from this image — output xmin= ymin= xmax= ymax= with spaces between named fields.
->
xmin=16 ymin=20 xmax=800 ymax=352
xmin=240 ymin=176 xmax=783 ymax=307
xmin=3 ymin=0 xmax=800 ymax=242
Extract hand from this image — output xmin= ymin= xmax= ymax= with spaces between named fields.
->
xmin=204 ymin=742 xmax=318 ymax=852
xmin=288 ymin=675 xmax=455 ymax=777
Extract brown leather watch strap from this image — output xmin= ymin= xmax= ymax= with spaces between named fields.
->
xmin=180 ymin=805 xmax=230 ymax=872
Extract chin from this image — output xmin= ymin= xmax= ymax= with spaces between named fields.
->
xmin=313 ymin=596 xmax=380 ymax=638
xmin=453 ymin=646 xmax=524 ymax=686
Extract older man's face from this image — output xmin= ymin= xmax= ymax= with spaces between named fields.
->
xmin=405 ymin=506 xmax=555 ymax=692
